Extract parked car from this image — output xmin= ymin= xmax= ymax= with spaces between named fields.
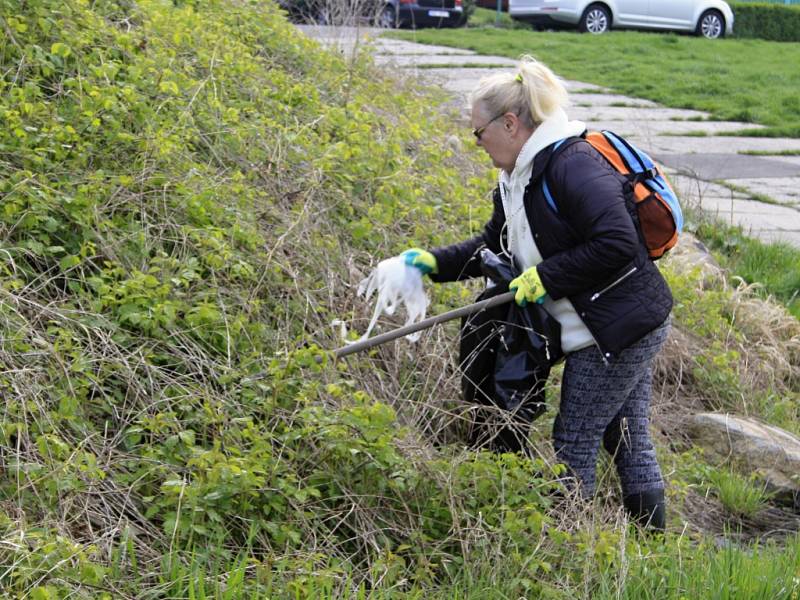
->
xmin=279 ymin=0 xmax=466 ymax=28
xmin=508 ymin=0 xmax=734 ymax=38
xmin=476 ymin=0 xmax=509 ymax=9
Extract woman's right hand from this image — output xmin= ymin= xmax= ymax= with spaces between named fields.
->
xmin=400 ymin=248 xmax=437 ymax=275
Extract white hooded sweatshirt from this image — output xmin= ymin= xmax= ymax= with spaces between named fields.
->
xmin=498 ymin=108 xmax=595 ymax=354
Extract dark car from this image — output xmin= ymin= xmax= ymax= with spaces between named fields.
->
xmin=279 ymin=0 xmax=466 ymax=28
xmin=475 ymin=0 xmax=508 ymax=9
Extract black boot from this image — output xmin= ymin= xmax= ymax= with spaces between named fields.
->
xmin=623 ymin=489 xmax=666 ymax=532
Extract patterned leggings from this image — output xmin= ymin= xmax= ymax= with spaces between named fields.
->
xmin=553 ymin=319 xmax=669 ymax=498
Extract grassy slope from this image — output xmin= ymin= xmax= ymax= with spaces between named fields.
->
xmin=387 ymin=24 xmax=800 ymax=137
xmin=0 ymin=1 xmax=799 ymax=598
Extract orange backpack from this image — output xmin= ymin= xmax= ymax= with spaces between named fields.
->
xmin=543 ymin=131 xmax=683 ymax=259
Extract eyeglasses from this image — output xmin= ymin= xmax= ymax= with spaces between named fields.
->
xmin=472 ymin=112 xmax=506 ymax=141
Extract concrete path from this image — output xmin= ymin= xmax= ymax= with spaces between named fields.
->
xmin=299 ymin=26 xmax=800 ymax=248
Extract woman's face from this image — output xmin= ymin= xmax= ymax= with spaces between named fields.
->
xmin=470 ymin=103 xmax=531 ymax=173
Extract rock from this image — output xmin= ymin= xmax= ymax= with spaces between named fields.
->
xmin=445 ymin=134 xmax=462 ymax=153
xmin=662 ymin=232 xmax=723 ymax=286
xmin=687 ymin=412 xmax=800 ymax=508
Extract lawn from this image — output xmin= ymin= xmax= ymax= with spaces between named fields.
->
xmin=386 ymin=20 xmax=800 ymax=137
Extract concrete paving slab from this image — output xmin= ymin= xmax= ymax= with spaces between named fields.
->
xmin=728 ymin=178 xmax=800 ymax=206
xmin=571 ymin=106 xmax=711 ymax=122
xmin=693 ymin=197 xmax=800 ymax=246
xmin=376 ymin=54 xmax=518 ymax=67
xmin=580 ymin=121 xmax=758 ymax=140
xmin=656 ymin=153 xmax=800 ymax=180
xmin=437 ymin=74 xmax=497 ymax=98
xmin=570 ymin=93 xmax=659 ymax=108
xmin=642 ymin=136 xmax=800 ymax=155
xmin=771 ymin=156 xmax=800 ymax=168
xmin=567 ymin=82 xmax=611 ymax=92
xmin=649 ymin=122 xmax=760 ymax=136
xmin=371 ymin=39 xmax=474 ymax=55
xmin=667 ymin=174 xmax=750 ymax=205
xmin=432 ymin=70 xmax=608 ymax=97
xmin=667 ymin=174 xmax=800 ymax=243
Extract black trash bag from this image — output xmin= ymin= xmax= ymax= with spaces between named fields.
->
xmin=459 ymin=249 xmax=562 ymax=453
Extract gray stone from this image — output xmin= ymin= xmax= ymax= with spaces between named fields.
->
xmin=661 ymin=232 xmax=723 ymax=286
xmin=687 ymin=413 xmax=800 ymax=506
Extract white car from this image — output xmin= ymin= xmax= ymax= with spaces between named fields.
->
xmin=509 ymin=0 xmax=734 ymax=38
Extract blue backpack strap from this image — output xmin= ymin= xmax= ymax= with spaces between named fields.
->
xmin=542 ymin=139 xmax=567 ymax=214
xmin=542 ymin=179 xmax=557 ymax=213
xmin=602 ymin=130 xmax=684 ymax=232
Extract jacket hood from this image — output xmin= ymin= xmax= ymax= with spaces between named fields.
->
xmin=500 ymin=107 xmax=586 ymax=188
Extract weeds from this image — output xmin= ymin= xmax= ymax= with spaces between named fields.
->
xmin=708 ymin=470 xmax=773 ymax=518
xmin=693 ymin=214 xmax=800 ymax=318
xmin=739 ymin=149 xmax=800 ymax=156
xmin=711 ymin=180 xmax=785 ymax=206
xmin=593 ymin=534 xmax=800 ymax=599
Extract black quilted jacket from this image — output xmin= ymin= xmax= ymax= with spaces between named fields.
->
xmin=430 ymin=136 xmax=672 ymax=360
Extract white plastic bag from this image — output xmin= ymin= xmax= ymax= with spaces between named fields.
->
xmin=354 ymin=256 xmax=429 ymax=343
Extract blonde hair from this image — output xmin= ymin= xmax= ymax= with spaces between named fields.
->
xmin=469 ymin=55 xmax=569 ymax=128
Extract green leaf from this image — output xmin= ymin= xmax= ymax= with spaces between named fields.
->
xmin=30 ymin=586 xmax=56 ymax=600
xmin=159 ymin=81 xmax=180 ymax=95
xmin=59 ymin=255 xmax=81 ymax=270
xmin=50 ymin=42 xmax=71 ymax=58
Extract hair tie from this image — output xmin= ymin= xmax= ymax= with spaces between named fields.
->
xmin=515 ymin=73 xmax=523 ymax=83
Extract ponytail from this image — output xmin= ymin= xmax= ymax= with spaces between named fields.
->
xmin=470 ymin=55 xmax=569 ymax=127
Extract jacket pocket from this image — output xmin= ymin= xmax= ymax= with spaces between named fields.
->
xmin=590 ymin=264 xmax=638 ymax=302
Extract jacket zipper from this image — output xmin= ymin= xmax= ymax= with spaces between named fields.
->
xmin=589 ymin=266 xmax=637 ymax=302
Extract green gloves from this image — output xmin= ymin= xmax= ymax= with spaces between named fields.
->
xmin=509 ymin=266 xmax=547 ymax=306
xmin=401 ymin=248 xmax=438 ymax=275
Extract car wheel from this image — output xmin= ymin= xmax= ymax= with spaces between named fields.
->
xmin=578 ymin=4 xmax=610 ymax=34
xmin=696 ymin=9 xmax=724 ymax=39
xmin=376 ymin=5 xmax=398 ymax=28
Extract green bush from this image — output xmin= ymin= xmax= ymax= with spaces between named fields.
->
xmin=733 ymin=3 xmax=800 ymax=41
xmin=0 ymin=0 xmax=500 ymax=594
xmin=462 ymin=0 xmax=477 ymax=21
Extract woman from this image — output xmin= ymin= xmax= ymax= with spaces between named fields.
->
xmin=400 ymin=56 xmax=672 ymax=530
